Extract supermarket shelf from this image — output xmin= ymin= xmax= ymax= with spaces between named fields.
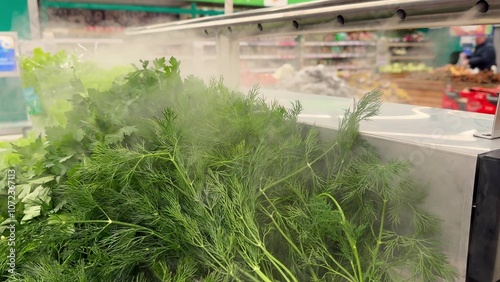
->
xmin=246 ymin=65 xmax=377 ymax=73
xmin=391 ymin=55 xmax=435 ymax=61
xmin=170 ymin=55 xmax=217 ymax=61
xmin=302 ymin=65 xmax=377 ymax=70
xmin=158 ymin=40 xmax=374 ymax=48
xmin=305 ymin=53 xmax=375 ymax=59
xmin=153 ymin=38 xmax=378 ymax=70
xmin=304 ymin=41 xmax=376 ymax=47
xmin=240 ymin=41 xmax=297 ymax=47
xmin=207 ymin=40 xmax=373 ymax=47
xmin=241 ymin=54 xmax=296 ymax=60
xmin=201 ymin=41 xmax=297 ymax=47
xmin=387 ymin=42 xmax=434 ymax=47
xmin=220 ymin=41 xmax=377 ymax=47
xmin=333 ymin=65 xmax=378 ymax=70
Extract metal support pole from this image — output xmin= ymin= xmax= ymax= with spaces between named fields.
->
xmin=216 ymin=0 xmax=238 ymax=89
xmin=474 ymin=97 xmax=500 ymax=140
xmin=39 ymin=0 xmax=48 ymax=32
xmin=216 ymin=32 xmax=240 ymax=89
xmin=474 ymin=27 xmax=500 ymax=140
xmin=225 ymin=0 xmax=233 ymax=15
xmin=27 ymin=0 xmax=41 ymax=40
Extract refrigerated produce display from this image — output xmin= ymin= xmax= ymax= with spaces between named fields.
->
xmin=2 ymin=1 xmax=500 ymax=282
xmin=204 ymin=27 xmax=494 ymax=111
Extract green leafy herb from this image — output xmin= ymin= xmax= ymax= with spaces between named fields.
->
xmin=0 ymin=53 xmax=456 ymax=282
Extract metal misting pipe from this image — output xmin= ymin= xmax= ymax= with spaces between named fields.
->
xmin=225 ymin=0 xmax=234 ymax=15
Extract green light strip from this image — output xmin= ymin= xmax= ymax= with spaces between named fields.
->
xmin=41 ymin=1 xmax=225 ymax=16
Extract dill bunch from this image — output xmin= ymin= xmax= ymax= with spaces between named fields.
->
xmin=0 ymin=57 xmax=456 ymax=282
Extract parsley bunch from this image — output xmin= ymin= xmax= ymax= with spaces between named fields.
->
xmin=20 ymin=48 xmax=132 ymax=130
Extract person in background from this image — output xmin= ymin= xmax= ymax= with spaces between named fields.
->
xmin=461 ymin=34 xmax=497 ymax=70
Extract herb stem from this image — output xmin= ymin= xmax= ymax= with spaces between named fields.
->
xmin=319 ymin=193 xmax=364 ymax=282
xmin=238 ymin=214 xmax=297 ymax=282
xmin=261 ymin=247 xmax=297 ymax=282
xmin=239 ymin=268 xmax=263 ymax=282
xmin=192 ymin=237 xmax=242 ymax=281
xmin=319 ymin=245 xmax=358 ymax=281
xmin=260 ymin=142 xmax=338 ymax=194
xmin=167 ymin=150 xmax=195 ymax=195
xmin=252 ymin=266 xmax=274 ymax=282
xmin=260 ymin=193 xmax=319 ymax=281
xmin=367 ymin=199 xmax=387 ymax=280
xmin=324 ymin=267 xmax=356 ymax=281
xmin=62 ymin=219 xmax=173 ymax=246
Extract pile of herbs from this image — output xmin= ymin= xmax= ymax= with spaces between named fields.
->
xmin=0 ymin=56 xmax=456 ymax=281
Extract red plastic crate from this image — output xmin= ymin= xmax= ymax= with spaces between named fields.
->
xmin=442 ymin=85 xmax=498 ymax=114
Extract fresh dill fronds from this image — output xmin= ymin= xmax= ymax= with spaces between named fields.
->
xmin=0 ymin=55 xmax=456 ymax=282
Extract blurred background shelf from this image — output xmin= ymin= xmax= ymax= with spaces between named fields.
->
xmin=391 ymin=55 xmax=436 ymax=61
